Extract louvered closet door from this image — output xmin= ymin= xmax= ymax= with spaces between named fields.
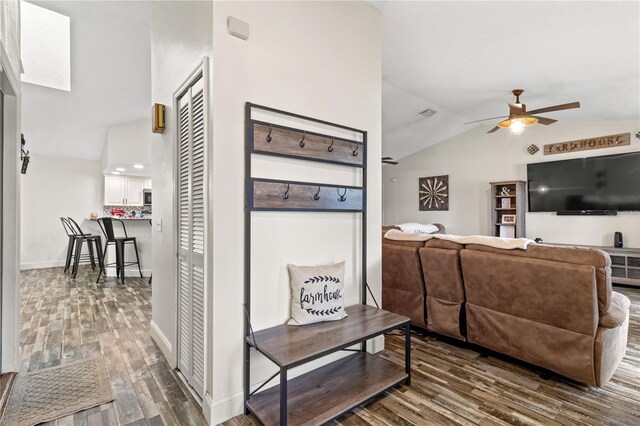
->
xmin=177 ymin=75 xmax=206 ymax=398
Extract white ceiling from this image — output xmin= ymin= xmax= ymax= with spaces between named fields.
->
xmin=379 ymin=1 xmax=640 ymax=160
xmin=22 ymin=1 xmax=151 ymax=160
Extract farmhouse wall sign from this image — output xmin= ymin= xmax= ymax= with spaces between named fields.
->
xmin=544 ymin=133 xmax=630 ymax=155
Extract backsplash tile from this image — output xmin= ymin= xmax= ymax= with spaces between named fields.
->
xmin=103 ymin=205 xmax=152 ymax=217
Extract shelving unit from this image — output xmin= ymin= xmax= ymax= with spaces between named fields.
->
xmin=490 ymin=180 xmax=526 ymax=238
xmin=244 ymin=103 xmax=411 ymax=426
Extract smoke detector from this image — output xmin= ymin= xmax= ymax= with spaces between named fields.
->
xmin=419 ymin=108 xmax=437 ymax=118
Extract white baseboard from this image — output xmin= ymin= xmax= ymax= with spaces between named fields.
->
xmin=20 ymin=260 xmax=65 ymax=270
xmin=211 ymin=391 xmax=244 ymax=425
xmin=203 ymin=393 xmax=213 ymax=425
xmin=149 ymin=320 xmax=175 ymax=367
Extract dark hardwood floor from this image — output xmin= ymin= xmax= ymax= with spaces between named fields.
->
xmin=229 ymin=286 xmax=640 ymax=426
xmin=19 ymin=267 xmax=207 ymax=426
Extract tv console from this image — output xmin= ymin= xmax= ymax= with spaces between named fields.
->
xmin=556 ymin=210 xmax=618 ymax=216
xmin=549 ymin=243 xmax=640 ymax=287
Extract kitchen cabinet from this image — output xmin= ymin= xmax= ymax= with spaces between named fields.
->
xmin=105 ymin=176 xmax=126 ymax=205
xmin=143 ymin=178 xmax=152 ymax=190
xmin=126 ymin=178 xmax=144 ymax=206
xmin=104 ymin=175 xmax=146 ymax=206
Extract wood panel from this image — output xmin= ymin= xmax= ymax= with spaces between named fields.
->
xmin=247 ymin=353 xmax=406 ymax=426
xmin=231 ymin=286 xmax=640 ymax=426
xmin=250 ymin=179 xmax=363 ymax=212
xmin=247 ymin=305 xmax=408 ymax=367
xmin=252 ymin=122 xmax=364 ymax=167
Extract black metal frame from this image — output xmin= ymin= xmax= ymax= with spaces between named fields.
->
xmin=245 ymin=102 xmax=375 ymax=423
xmin=244 ymin=103 xmax=410 ymax=425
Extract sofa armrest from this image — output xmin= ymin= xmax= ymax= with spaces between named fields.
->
xmin=599 ymin=291 xmax=630 ymax=329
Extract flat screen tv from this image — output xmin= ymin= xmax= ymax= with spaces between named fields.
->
xmin=527 ymin=152 xmax=640 ymax=213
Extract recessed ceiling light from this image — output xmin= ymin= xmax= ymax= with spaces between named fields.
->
xmin=116 ymin=167 xmax=125 ymax=172
xmin=133 ymin=164 xmax=144 ymax=169
xmin=112 ymin=171 xmax=120 ymax=175
xmin=419 ymin=108 xmax=437 ymax=118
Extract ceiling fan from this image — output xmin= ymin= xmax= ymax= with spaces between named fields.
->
xmin=382 ymin=157 xmax=398 ymax=165
xmin=465 ymin=89 xmax=580 ymax=134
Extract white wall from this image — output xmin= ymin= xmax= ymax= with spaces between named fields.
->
xmin=383 ymin=121 xmax=640 ymax=247
xmin=209 ymin=2 xmax=381 ymax=423
xmin=103 ymin=118 xmax=152 ymax=175
xmin=149 ymin=0 xmax=213 ymax=407
xmin=20 ymin=155 xmax=103 ymax=269
xmin=0 ymin=0 xmax=21 ymax=373
xmin=150 ymin=3 xmax=381 ymax=423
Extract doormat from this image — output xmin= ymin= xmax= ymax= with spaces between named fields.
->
xmin=1 ymin=357 xmax=114 ymax=426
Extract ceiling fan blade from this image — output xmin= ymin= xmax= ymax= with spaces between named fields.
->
xmin=382 ymin=160 xmax=399 ymax=165
xmin=382 ymin=157 xmax=393 ymax=160
xmin=464 ymin=116 xmax=508 ymax=124
xmin=527 ymin=102 xmax=580 ymax=115
xmin=531 ymin=116 xmax=557 ymax=125
xmin=487 ymin=126 xmax=500 ymax=133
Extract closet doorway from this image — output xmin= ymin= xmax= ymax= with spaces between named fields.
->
xmin=174 ymin=60 xmax=208 ymax=398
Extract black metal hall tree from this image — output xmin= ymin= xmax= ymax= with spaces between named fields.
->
xmin=243 ymin=103 xmax=411 ymax=426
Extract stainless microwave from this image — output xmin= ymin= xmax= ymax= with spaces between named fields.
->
xmin=143 ymin=189 xmax=152 ymax=205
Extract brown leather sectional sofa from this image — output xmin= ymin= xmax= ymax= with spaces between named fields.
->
xmin=382 ymin=232 xmax=630 ymax=387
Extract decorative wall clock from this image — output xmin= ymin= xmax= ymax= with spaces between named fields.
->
xmin=419 ymin=175 xmax=449 ymax=211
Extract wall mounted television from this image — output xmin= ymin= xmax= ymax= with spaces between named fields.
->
xmin=527 ymin=151 xmax=640 ymax=214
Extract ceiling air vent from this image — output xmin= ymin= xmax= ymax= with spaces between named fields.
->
xmin=419 ymin=108 xmax=437 ymax=118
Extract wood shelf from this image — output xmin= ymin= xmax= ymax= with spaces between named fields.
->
xmin=247 ymin=305 xmax=408 ymax=368
xmin=247 ymin=352 xmax=406 ymax=426
xmin=490 ymin=181 xmax=526 ymax=238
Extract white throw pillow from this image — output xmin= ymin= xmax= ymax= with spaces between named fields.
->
xmin=398 ymin=222 xmax=439 ymax=234
xmin=287 ymin=261 xmax=347 ymax=326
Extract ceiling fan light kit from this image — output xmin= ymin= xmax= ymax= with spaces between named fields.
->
xmin=498 ymin=116 xmax=539 ymax=135
xmin=465 ymin=89 xmax=580 ymax=135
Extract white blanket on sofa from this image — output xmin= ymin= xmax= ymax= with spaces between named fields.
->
xmin=384 ymin=229 xmax=535 ymax=250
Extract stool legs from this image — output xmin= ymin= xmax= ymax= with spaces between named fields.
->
xmin=64 ymin=236 xmax=75 ymax=273
xmin=72 ymin=238 xmax=83 ymax=278
xmin=116 ymin=241 xmax=126 ymax=284
xmin=88 ymin=242 xmax=96 ymax=270
xmin=133 ymin=240 xmax=143 ymax=279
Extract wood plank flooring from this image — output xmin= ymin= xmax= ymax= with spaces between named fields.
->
xmin=228 ymin=286 xmax=640 ymax=426
xmin=19 ymin=266 xmax=207 ymax=426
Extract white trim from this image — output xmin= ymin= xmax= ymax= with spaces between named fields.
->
xmin=203 ymin=392 xmax=213 ymax=425
xmin=210 ymin=391 xmax=244 ymax=426
xmin=149 ymin=320 xmax=176 ymax=367
xmin=20 ymin=260 xmax=65 ymax=270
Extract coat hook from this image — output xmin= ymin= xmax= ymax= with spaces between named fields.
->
xmin=313 ymin=186 xmax=321 ymax=201
xmin=283 ymin=183 xmax=290 ymax=200
xmin=351 ymin=142 xmax=359 ymax=157
xmin=299 ymin=132 xmax=306 ymax=148
xmin=328 ymin=137 xmax=334 ymax=152
xmin=266 ymin=124 xmax=273 ymax=143
xmin=337 ymin=188 xmax=347 ymax=202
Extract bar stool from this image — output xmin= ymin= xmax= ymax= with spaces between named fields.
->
xmin=63 ymin=217 xmax=105 ymax=278
xmin=96 ymin=218 xmax=143 ymax=284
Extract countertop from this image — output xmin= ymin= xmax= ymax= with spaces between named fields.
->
xmin=89 ymin=217 xmax=152 ymax=221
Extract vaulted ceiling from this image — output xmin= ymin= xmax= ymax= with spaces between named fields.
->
xmin=377 ymin=1 xmax=640 ymax=160
xmin=22 ymin=1 xmax=151 ymax=160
